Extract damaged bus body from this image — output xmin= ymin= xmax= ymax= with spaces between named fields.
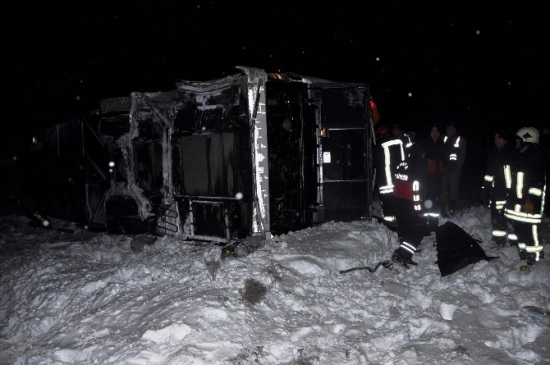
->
xmin=28 ymin=66 xmax=376 ymax=245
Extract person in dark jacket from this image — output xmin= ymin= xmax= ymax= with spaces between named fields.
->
xmin=440 ymin=120 xmax=467 ymax=217
xmin=479 ymin=129 xmax=515 ymax=247
xmin=390 ymin=141 xmax=428 ymax=268
xmin=419 ymin=124 xmax=446 ymax=231
xmin=503 ymin=127 xmax=546 ymax=265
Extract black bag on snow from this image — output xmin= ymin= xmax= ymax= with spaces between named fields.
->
xmin=435 ymin=221 xmax=498 ymax=277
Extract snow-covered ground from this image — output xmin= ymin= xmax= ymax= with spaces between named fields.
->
xmin=1 ymin=206 xmax=549 ymax=365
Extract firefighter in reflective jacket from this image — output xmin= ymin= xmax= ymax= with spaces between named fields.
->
xmin=504 ymin=127 xmax=546 ymax=264
xmin=374 ymin=125 xmax=406 ymax=224
xmin=479 ymin=130 xmax=515 ymax=247
xmin=390 ymin=145 xmax=427 ymax=268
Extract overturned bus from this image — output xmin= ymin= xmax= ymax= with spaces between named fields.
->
xmin=24 ymin=66 xmax=376 ymax=245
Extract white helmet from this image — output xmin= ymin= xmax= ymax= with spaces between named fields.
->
xmin=516 ymin=127 xmax=540 ymax=144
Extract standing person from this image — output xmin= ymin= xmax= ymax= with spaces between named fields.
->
xmin=504 ymin=127 xmax=546 ymax=265
xmin=479 ymin=129 xmax=514 ymax=247
xmin=420 ymin=124 xmax=446 ymax=230
xmin=505 ymin=133 xmax=524 ymax=248
xmin=374 ymin=124 xmax=405 ymax=224
xmin=390 ymin=141 xmax=427 ymax=268
xmin=440 ymin=120 xmax=467 ymax=217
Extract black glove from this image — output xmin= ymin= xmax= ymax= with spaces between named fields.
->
xmin=479 ymin=188 xmax=490 ymax=206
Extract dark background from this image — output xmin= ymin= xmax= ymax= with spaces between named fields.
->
xmin=6 ymin=2 xmax=544 ymax=148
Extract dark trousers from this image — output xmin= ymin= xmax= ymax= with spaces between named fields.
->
xmin=394 ymin=197 xmax=425 ymax=252
xmin=510 ymin=221 xmax=541 ymax=250
xmin=440 ymin=169 xmax=461 ymax=205
xmin=380 ymin=193 xmax=395 ymax=222
xmin=490 ymin=202 xmax=508 ymax=245
xmin=424 ymin=172 xmax=442 ymax=211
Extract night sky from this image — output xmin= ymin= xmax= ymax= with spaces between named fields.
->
xmin=8 ymin=2 xmax=544 ymax=138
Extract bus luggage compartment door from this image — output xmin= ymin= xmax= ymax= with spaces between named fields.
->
xmin=319 ymin=87 xmax=372 ymax=222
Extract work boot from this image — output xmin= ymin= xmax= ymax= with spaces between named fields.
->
xmin=391 ymin=249 xmax=418 ymax=269
xmin=494 ymin=237 xmax=506 ymax=248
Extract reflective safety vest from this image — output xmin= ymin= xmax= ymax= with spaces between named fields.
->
xmin=503 ymin=145 xmax=546 ymax=224
xmin=377 ymin=138 xmax=406 ymax=195
xmin=443 ymin=135 xmax=466 ymax=171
